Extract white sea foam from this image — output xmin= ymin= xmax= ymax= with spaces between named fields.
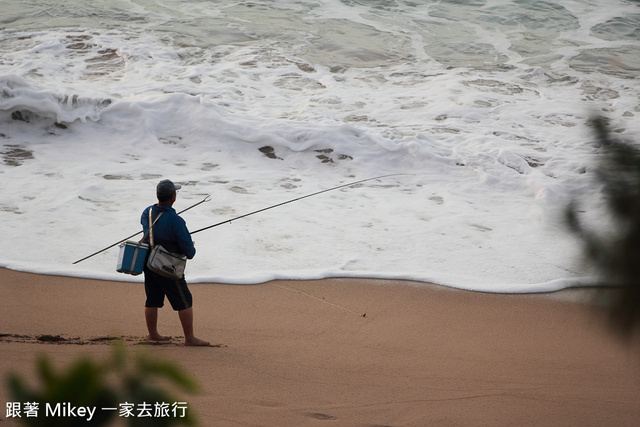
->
xmin=1 ymin=0 xmax=639 ymax=292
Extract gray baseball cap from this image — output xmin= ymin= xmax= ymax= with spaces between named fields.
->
xmin=157 ymin=179 xmax=181 ymax=199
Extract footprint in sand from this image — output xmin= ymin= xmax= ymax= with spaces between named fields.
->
xmin=305 ymin=412 xmax=336 ymax=421
xmin=0 ymin=334 xmax=223 ymax=347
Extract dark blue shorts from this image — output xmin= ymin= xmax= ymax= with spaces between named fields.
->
xmin=143 ymin=265 xmax=193 ymax=311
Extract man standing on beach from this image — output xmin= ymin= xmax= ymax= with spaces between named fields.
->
xmin=141 ymin=179 xmax=209 ymax=346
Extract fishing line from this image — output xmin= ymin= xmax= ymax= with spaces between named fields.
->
xmin=273 ymin=283 xmax=366 ymax=317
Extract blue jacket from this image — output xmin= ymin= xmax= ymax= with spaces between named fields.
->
xmin=141 ymin=205 xmax=196 ymax=259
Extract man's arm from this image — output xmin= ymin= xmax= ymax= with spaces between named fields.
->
xmin=175 ymin=217 xmax=196 ymax=259
xmin=140 ymin=207 xmax=150 ymax=243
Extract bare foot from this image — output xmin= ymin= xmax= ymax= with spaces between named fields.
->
xmin=185 ymin=337 xmax=210 ymax=346
xmin=148 ymin=334 xmax=172 ymax=341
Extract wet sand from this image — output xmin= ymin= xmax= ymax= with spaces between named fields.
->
xmin=1 ymin=268 xmax=639 ymax=426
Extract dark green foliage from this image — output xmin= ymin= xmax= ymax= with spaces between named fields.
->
xmin=567 ymin=116 xmax=640 ymax=337
xmin=6 ymin=343 xmax=199 ymax=426
xmin=8 ymin=356 xmax=117 ymax=427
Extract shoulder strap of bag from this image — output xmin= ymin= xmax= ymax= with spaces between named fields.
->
xmin=149 ymin=210 xmax=154 ymax=247
xmin=139 ymin=209 xmax=164 ymax=246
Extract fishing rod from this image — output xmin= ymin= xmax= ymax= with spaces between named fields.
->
xmin=190 ymin=174 xmax=407 ymax=235
xmin=72 ymin=194 xmax=211 ymax=264
xmin=73 ymin=174 xmax=405 ymax=264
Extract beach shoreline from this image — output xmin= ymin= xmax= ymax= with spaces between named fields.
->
xmin=1 ymin=267 xmax=639 ymax=425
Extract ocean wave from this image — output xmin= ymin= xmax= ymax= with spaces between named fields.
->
xmin=0 ymin=75 xmax=111 ymax=124
xmin=1 ymin=0 xmax=640 ymax=292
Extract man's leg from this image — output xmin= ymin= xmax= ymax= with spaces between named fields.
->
xmin=144 ymin=268 xmax=170 ymax=341
xmin=145 ymin=307 xmax=170 ymax=341
xmin=178 ymin=307 xmax=210 ymax=346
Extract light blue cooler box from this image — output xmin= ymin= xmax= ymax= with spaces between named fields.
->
xmin=117 ymin=241 xmax=149 ymax=275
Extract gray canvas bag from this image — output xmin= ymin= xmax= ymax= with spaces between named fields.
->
xmin=146 ymin=210 xmax=188 ymax=280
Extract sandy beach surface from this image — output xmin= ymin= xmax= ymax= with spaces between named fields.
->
xmin=1 ymin=267 xmax=639 ymax=426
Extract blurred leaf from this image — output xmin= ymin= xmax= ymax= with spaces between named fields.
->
xmin=5 ymin=344 xmax=199 ymax=426
xmin=567 ymin=116 xmax=640 ymax=337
